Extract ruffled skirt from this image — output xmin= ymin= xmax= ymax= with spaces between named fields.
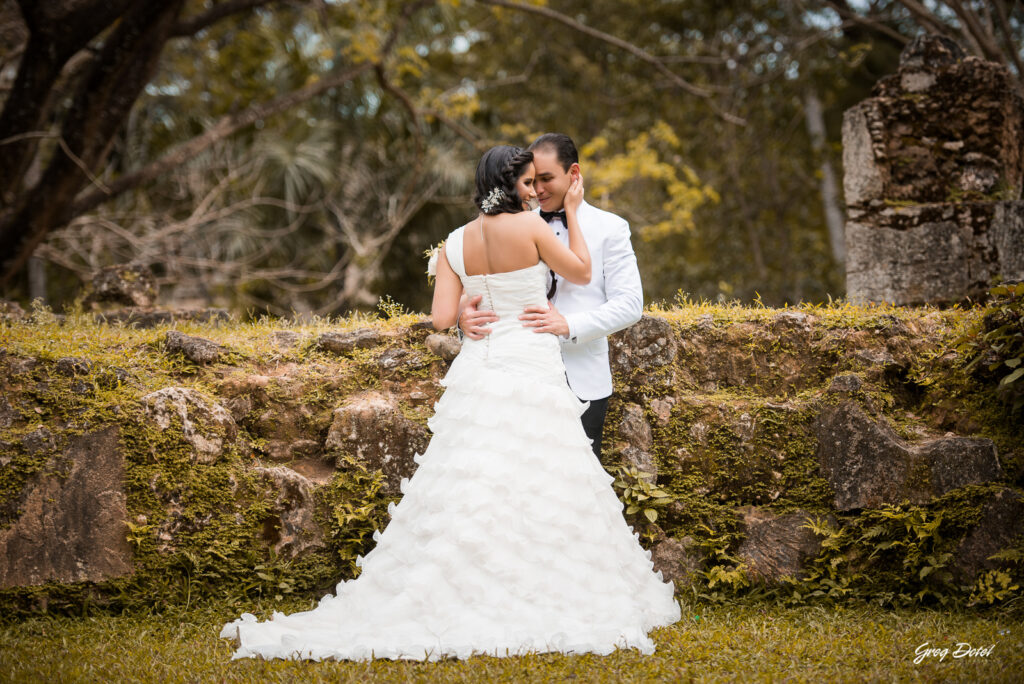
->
xmin=220 ymin=346 xmax=680 ymax=661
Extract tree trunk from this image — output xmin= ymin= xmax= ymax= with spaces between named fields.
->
xmin=0 ymin=36 xmax=70 ymax=203
xmin=0 ymin=0 xmax=136 ymax=203
xmin=0 ymin=0 xmax=185 ymax=289
xmin=803 ymin=89 xmax=845 ymax=265
xmin=27 ymin=256 xmax=46 ymax=303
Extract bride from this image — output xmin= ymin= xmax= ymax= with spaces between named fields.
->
xmin=220 ymin=145 xmax=680 ymax=661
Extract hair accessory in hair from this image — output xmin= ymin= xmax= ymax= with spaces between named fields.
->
xmin=480 ymin=187 xmax=506 ymax=214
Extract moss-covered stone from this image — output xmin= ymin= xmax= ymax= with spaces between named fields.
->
xmin=0 ymin=299 xmax=1020 ymax=618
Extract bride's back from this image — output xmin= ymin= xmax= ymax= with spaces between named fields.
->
xmin=444 ymin=220 xmax=555 ymax=369
xmin=461 ymin=213 xmax=540 ymax=276
xmin=447 ymin=218 xmax=561 ymax=373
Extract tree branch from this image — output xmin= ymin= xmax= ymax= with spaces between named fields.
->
xmin=74 ymin=0 xmax=441 ymax=214
xmin=0 ymin=1 xmax=185 ymax=287
xmin=992 ymin=0 xmax=1024 ymax=77
xmin=823 ymin=0 xmax=911 ymax=45
xmin=896 ymin=0 xmax=960 ymax=38
xmin=171 ymin=0 xmax=291 ymax=37
xmin=477 ymin=0 xmax=746 ymax=125
xmin=939 ymin=0 xmax=1010 ymax=63
xmin=70 ymin=61 xmax=373 ymax=216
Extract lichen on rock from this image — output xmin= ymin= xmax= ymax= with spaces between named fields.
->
xmin=325 ymin=390 xmax=428 ymax=495
xmin=142 ymin=387 xmax=238 ymax=464
xmin=0 ymin=426 xmax=131 ymax=588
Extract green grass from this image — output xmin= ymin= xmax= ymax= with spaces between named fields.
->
xmin=1 ymin=597 xmax=1020 ymax=683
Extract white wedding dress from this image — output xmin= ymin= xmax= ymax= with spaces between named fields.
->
xmin=220 ymin=225 xmax=680 ymax=661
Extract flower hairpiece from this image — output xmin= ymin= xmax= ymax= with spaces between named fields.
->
xmin=480 ymin=187 xmax=506 ymax=214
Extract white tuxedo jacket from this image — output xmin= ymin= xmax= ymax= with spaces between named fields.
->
xmin=543 ymin=200 xmax=643 ymax=400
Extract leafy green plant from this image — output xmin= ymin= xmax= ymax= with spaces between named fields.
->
xmin=968 ymin=569 xmax=1020 ymax=607
xmin=690 ymin=521 xmax=757 ymax=603
xmin=609 ymin=465 xmax=675 ymax=523
xmin=780 ymin=515 xmax=856 ymax=603
xmin=377 ymin=295 xmax=412 ymax=320
xmin=125 ymin=520 xmax=155 ymax=550
xmin=952 ymin=282 xmax=1024 ymax=412
xmin=784 ymin=504 xmax=958 ymax=607
xmin=968 ymin=544 xmax=1024 ymax=608
xmin=319 ymin=456 xmax=396 ymax=577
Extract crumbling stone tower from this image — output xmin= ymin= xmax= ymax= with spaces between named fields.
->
xmin=843 ymin=35 xmax=1024 ymax=305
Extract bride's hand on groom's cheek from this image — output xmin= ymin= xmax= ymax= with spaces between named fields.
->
xmin=564 ymin=172 xmax=584 ymax=212
xmin=519 ymin=303 xmax=569 ymax=337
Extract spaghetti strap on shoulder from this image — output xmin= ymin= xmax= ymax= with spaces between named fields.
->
xmin=477 ymin=215 xmax=494 ymax=274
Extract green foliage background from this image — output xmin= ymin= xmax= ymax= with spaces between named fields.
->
xmin=22 ymin=0 xmax=925 ymax=315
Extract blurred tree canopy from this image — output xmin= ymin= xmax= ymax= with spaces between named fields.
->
xmin=0 ymin=0 xmax=1021 ymax=315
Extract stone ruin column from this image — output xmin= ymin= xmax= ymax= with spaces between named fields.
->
xmin=843 ymin=35 xmax=1024 ymax=305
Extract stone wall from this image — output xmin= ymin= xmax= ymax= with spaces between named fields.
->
xmin=0 ymin=306 xmax=1021 ymax=612
xmin=843 ymin=35 xmax=1024 ymax=305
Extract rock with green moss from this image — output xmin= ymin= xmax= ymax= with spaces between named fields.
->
xmin=142 ymin=387 xmax=238 ymax=464
xmin=0 ymin=300 xmax=1021 ymax=615
xmin=253 ymin=466 xmax=324 ymax=558
xmin=317 ymin=329 xmax=382 ymax=355
xmin=844 ymin=36 xmax=1022 ymax=207
xmin=0 ymin=299 xmax=26 ymax=320
xmin=0 ymin=426 xmax=131 ymax=588
xmin=87 ymin=264 xmax=158 ymax=308
xmin=952 ymin=487 xmax=1024 ymax=583
xmin=269 ymin=330 xmax=307 ymax=349
xmin=650 ymin=535 xmax=704 ymax=588
xmin=610 ymin=314 xmax=677 ymax=385
xmin=54 ymin=357 xmax=92 ymax=376
xmin=164 ymin=331 xmax=225 ymax=365
xmin=843 ymin=35 xmax=1024 ymax=306
xmin=253 ymin=400 xmax=316 ymax=463
xmin=425 ymin=333 xmax=461 ymax=362
xmin=0 ymin=398 xmax=13 ymax=429
xmin=816 ymin=401 xmax=1001 ymax=511
xmin=325 ymin=391 xmax=428 ymax=495
xmin=734 ymin=506 xmax=834 ymax=584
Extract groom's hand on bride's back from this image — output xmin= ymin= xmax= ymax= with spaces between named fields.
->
xmin=520 ymin=302 xmax=569 ymax=338
xmin=459 ymin=295 xmax=498 ymax=340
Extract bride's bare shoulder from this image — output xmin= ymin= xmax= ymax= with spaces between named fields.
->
xmin=509 ymin=211 xmax=548 ymax=232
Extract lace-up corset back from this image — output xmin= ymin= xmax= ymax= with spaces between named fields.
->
xmin=444 ymin=224 xmax=558 ymax=367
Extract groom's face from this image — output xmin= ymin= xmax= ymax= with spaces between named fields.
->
xmin=532 ymin=148 xmax=574 ymax=212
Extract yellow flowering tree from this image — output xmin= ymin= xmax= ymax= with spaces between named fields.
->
xmin=580 ymin=122 xmax=719 ymax=242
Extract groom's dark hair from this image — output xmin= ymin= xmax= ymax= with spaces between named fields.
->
xmin=528 ymin=133 xmax=578 ymax=172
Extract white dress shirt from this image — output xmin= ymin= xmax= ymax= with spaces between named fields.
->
xmin=542 ymin=200 xmax=644 ymax=400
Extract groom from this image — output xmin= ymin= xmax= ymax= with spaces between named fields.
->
xmin=459 ymin=133 xmax=644 ymax=463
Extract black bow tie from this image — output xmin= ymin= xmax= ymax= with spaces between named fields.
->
xmin=540 ymin=209 xmax=567 ymax=224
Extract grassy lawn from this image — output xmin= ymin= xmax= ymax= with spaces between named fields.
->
xmin=1 ymin=597 xmax=1020 ymax=683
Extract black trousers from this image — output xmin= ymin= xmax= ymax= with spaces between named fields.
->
xmin=579 ymin=395 xmax=611 ymax=462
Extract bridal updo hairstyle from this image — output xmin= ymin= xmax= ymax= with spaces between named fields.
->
xmin=473 ymin=145 xmax=534 ymax=215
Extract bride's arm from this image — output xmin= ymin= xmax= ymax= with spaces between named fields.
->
xmin=431 ymin=245 xmax=464 ymax=329
xmin=533 ymin=174 xmax=591 ymax=284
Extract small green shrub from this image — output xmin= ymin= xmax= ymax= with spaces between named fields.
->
xmin=783 ymin=505 xmax=957 ymax=607
xmin=609 ymin=464 xmax=675 ymax=526
xmin=952 ymin=282 xmax=1024 ymax=412
xmin=969 ymin=544 xmax=1024 ymax=608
